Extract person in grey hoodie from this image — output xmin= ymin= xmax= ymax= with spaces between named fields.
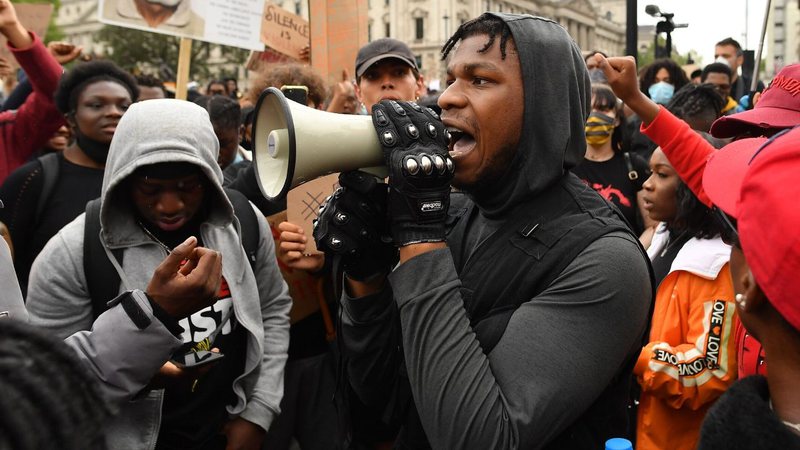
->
xmin=25 ymin=99 xmax=292 ymax=450
xmin=312 ymin=13 xmax=652 ymax=449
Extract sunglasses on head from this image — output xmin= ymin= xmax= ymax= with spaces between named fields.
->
xmin=711 ymin=205 xmax=740 ymax=248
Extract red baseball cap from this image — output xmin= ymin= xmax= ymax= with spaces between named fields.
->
xmin=705 ymin=126 xmax=800 ymax=331
xmin=702 ymin=137 xmax=768 ymax=216
xmin=710 ymin=64 xmax=800 ymax=138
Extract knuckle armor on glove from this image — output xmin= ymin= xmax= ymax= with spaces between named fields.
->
xmin=372 ymin=100 xmax=454 ymax=246
xmin=312 ymin=171 xmax=397 ymax=280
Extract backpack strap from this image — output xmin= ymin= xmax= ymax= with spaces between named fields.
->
xmin=83 ymin=198 xmax=124 ymax=319
xmin=623 ymin=152 xmax=638 ymax=182
xmin=34 ymin=153 xmax=60 ymax=226
xmin=224 ymin=188 xmax=259 ymax=272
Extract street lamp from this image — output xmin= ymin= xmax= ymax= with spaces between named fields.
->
xmin=645 ymin=4 xmax=688 ymax=59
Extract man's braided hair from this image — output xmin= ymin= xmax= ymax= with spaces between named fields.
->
xmin=442 ymin=13 xmax=513 ymax=60
xmin=0 ymin=320 xmax=110 ymax=450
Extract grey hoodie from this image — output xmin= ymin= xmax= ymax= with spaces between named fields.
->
xmin=26 ymin=99 xmax=292 ymax=449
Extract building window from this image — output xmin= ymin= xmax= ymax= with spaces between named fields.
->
xmin=385 ymin=22 xmax=390 ymax=37
xmin=415 ymin=17 xmax=424 ymax=40
xmin=385 ymin=0 xmax=389 ymax=5
xmin=368 ymin=23 xmax=372 ymax=41
xmin=415 ymin=55 xmax=423 ymax=69
xmin=295 ymin=1 xmax=302 ymax=14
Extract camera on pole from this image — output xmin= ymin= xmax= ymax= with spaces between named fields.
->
xmin=646 ymin=5 xmax=688 ymax=59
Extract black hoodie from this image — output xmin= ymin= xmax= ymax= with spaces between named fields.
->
xmin=340 ymin=13 xmax=652 ymax=450
xmin=465 ymin=13 xmax=590 ymax=218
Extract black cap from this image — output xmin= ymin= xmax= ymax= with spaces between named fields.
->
xmin=355 ymin=38 xmax=418 ymax=78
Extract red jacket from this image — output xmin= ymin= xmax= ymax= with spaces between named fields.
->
xmin=640 ymin=108 xmax=766 ymax=379
xmin=0 ymin=33 xmax=65 ymax=183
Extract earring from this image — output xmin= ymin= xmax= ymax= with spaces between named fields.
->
xmin=735 ymin=293 xmax=747 ymax=309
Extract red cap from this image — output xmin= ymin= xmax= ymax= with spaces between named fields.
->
xmin=710 ymin=64 xmax=800 ymax=138
xmin=702 ymin=137 xmax=768 ymax=216
xmin=709 ymin=127 xmax=800 ymax=332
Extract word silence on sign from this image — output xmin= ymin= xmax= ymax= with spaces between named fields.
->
xmin=261 ymin=2 xmax=310 ymax=60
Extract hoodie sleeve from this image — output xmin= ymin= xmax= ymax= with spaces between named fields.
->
xmin=634 ymin=268 xmax=738 ymax=410
xmin=25 ymin=215 xmax=183 ymax=408
xmin=348 ymin=232 xmax=650 ymax=449
xmin=238 ymin=205 xmax=292 ymax=431
xmin=640 ymin=107 xmax=715 ymax=207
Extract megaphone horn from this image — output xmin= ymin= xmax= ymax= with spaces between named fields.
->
xmin=252 ymin=87 xmax=386 ymax=202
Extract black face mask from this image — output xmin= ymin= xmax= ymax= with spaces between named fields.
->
xmin=75 ymin=129 xmax=111 ymax=165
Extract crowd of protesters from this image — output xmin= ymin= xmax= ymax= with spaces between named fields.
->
xmin=0 ymin=0 xmax=799 ymax=448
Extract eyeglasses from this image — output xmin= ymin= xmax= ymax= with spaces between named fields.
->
xmin=712 ymin=205 xmax=740 ymax=248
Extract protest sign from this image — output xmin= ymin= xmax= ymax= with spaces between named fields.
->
xmin=309 ymin=0 xmax=368 ymax=84
xmin=286 ymin=173 xmax=340 ymax=255
xmin=260 ymin=2 xmax=309 ymax=61
xmin=98 ymin=0 xmax=264 ymax=51
xmin=0 ymin=3 xmax=53 ymax=70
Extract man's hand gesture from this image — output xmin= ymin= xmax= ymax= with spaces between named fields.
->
xmin=146 ymin=236 xmax=222 ymax=319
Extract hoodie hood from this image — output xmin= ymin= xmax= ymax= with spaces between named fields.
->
xmin=465 ymin=13 xmax=590 ymax=217
xmin=100 ymin=99 xmax=232 ymax=246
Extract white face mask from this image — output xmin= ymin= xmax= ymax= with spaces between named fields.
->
xmin=145 ymin=0 xmax=184 ymax=6
xmin=714 ymin=56 xmax=731 ymax=67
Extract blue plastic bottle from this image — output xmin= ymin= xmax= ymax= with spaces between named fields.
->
xmin=605 ymin=437 xmax=633 ymax=450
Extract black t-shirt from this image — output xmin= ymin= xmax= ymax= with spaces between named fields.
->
xmin=571 ymin=152 xmax=649 ymax=234
xmin=0 ymin=153 xmax=104 ymax=295
xmin=156 ymin=271 xmax=248 ymax=450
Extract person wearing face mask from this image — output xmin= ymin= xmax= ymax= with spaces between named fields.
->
xmin=102 ymin=0 xmax=205 ymax=36
xmin=0 ymin=60 xmax=138 ymax=296
xmin=572 ymin=84 xmax=652 ymax=238
xmin=626 ymin=59 xmax=691 ymax=161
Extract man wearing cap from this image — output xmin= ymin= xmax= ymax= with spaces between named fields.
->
xmin=310 ymin=13 xmax=652 ymax=449
xmin=697 ymin=126 xmax=800 ymax=449
xmin=352 ymin=38 xmax=426 ymax=113
xmin=595 ymin=56 xmax=800 ymax=380
xmin=26 ymin=99 xmax=291 ymax=450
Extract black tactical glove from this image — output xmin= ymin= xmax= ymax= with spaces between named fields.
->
xmin=371 ymin=100 xmax=455 ymax=246
xmin=312 ymin=170 xmax=397 ymax=281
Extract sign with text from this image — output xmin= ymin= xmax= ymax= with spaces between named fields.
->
xmin=260 ymin=2 xmax=309 ymax=60
xmin=309 ymin=0 xmax=368 ymax=84
xmin=98 ymin=0 xmax=265 ymax=51
xmin=0 ymin=3 xmax=53 ymax=70
xmin=286 ymin=173 xmax=340 ymax=255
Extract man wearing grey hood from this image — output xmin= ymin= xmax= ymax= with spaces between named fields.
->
xmin=25 ymin=99 xmax=292 ymax=450
xmin=313 ymin=13 xmax=652 ymax=449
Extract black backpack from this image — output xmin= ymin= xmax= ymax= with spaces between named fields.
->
xmin=82 ymin=188 xmax=260 ymax=318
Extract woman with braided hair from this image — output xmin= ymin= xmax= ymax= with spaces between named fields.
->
xmin=0 ymin=319 xmax=109 ymax=450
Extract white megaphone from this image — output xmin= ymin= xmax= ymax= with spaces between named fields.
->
xmin=252 ymin=87 xmax=386 ymax=201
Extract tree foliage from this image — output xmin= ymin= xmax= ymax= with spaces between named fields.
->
xmin=96 ymin=25 xmax=249 ymax=81
xmin=638 ymin=36 xmax=692 ymax=68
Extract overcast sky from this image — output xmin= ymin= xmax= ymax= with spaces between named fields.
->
xmin=635 ymin=0 xmax=771 ymax=65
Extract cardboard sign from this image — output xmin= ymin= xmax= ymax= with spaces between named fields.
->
xmin=98 ymin=0 xmax=264 ymax=51
xmin=0 ymin=3 xmax=53 ymax=70
xmin=309 ymin=0 xmax=368 ymax=84
xmin=286 ymin=173 xmax=340 ymax=254
xmin=260 ymin=2 xmax=309 ymax=60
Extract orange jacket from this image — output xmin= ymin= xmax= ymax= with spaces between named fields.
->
xmin=636 ymin=226 xmax=737 ymax=450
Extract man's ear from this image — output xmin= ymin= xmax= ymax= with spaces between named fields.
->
xmin=415 ymin=75 xmax=426 ymax=99
xmin=354 ymin=81 xmax=363 ymax=104
xmin=741 ymin=268 xmax=767 ymax=312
